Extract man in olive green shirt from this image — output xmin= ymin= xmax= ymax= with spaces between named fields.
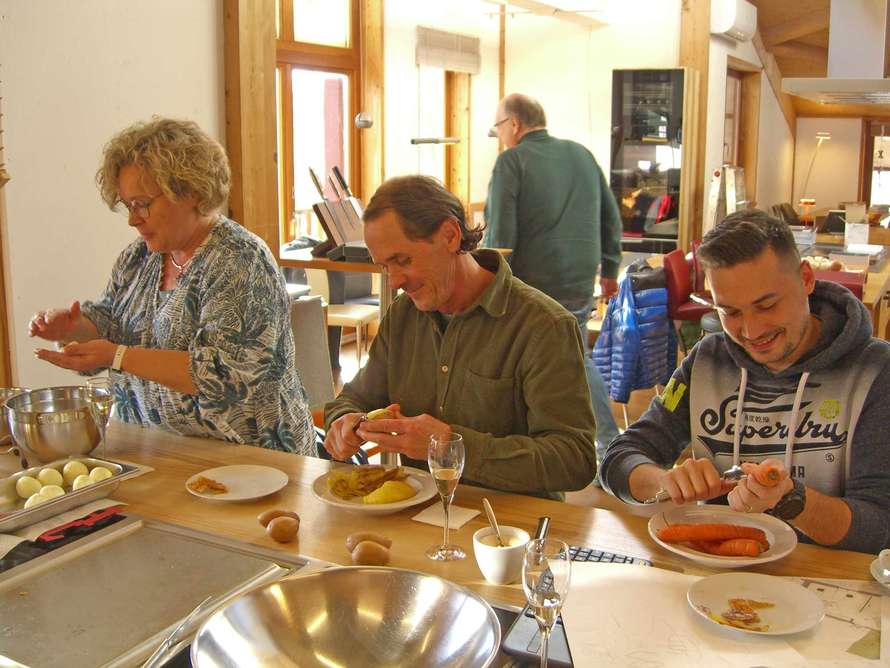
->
xmin=324 ymin=176 xmax=597 ymax=499
xmin=484 ymin=93 xmax=623 ymax=472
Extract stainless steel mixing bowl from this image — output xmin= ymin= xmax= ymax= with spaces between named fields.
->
xmin=0 ymin=387 xmax=28 ymax=444
xmin=192 ymin=567 xmax=501 ymax=668
xmin=5 ymin=386 xmax=101 ymax=464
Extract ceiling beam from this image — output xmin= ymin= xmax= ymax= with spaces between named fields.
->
xmin=761 ymin=9 xmax=829 ymax=47
xmin=752 ymin=30 xmax=797 ymax=135
xmin=486 ymin=0 xmax=605 ymax=29
xmin=771 ymin=41 xmax=829 ymax=62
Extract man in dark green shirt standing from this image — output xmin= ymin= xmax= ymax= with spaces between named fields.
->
xmin=324 ymin=176 xmax=597 ymax=499
xmin=484 ymin=93 xmax=623 ymax=474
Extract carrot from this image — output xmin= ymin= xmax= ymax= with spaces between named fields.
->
xmin=748 ymin=462 xmax=781 ymax=487
xmin=689 ymin=538 xmax=765 ymax=557
xmin=365 ymin=445 xmax=382 ymax=458
xmin=657 ymin=523 xmax=768 ymax=547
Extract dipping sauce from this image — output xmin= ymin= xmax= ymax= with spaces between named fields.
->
xmin=478 ymin=533 xmax=525 ymax=548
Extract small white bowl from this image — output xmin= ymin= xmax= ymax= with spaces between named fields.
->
xmin=472 ymin=526 xmax=530 ymax=585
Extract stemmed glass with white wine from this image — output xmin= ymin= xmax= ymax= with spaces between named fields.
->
xmin=426 ymin=432 xmax=465 ymax=561
xmin=522 ymin=538 xmax=571 ymax=668
xmin=84 ymin=377 xmax=113 ymax=458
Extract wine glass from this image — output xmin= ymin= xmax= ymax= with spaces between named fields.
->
xmin=522 ymin=538 xmax=571 ymax=668
xmin=84 ymin=377 xmax=113 ymax=459
xmin=426 ymin=432 xmax=465 ymax=561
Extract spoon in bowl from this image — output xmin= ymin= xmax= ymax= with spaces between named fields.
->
xmin=482 ymin=497 xmax=504 ymax=546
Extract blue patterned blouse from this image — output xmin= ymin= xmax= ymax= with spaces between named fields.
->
xmin=81 ymin=217 xmax=315 ymax=455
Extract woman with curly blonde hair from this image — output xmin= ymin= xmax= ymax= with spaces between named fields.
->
xmin=30 ymin=117 xmax=315 ymax=454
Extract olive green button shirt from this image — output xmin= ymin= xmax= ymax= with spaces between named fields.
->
xmin=324 ymin=250 xmax=597 ymax=499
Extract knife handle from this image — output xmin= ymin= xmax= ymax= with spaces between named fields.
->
xmin=332 ymin=165 xmax=352 ymax=197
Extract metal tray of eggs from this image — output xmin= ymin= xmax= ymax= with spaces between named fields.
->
xmin=0 ymin=456 xmax=137 ymax=533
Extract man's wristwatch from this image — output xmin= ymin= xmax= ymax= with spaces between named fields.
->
xmin=769 ymin=478 xmax=807 ymax=520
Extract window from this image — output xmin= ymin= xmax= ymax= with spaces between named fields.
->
xmin=276 ymin=0 xmax=360 ymax=244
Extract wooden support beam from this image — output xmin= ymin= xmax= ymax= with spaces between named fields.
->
xmin=360 ymin=0 xmax=384 ymax=202
xmin=679 ymin=0 xmax=710 ymax=248
xmin=739 ymin=71 xmax=762 ymax=207
xmin=223 ymin=0 xmax=279 ymax=256
xmin=771 ymin=41 xmax=829 ymax=63
xmin=752 ymin=30 xmax=797 ymax=136
xmin=761 ymin=10 xmax=829 ymax=47
xmin=445 ymin=71 xmax=472 ymax=207
xmin=487 ymin=0 xmax=604 ymax=29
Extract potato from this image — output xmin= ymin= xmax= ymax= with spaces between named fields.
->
xmin=23 ymin=493 xmax=49 ymax=509
xmin=351 ymin=540 xmax=391 ymax=566
xmin=37 ymin=468 xmax=64 ymax=487
xmin=89 ymin=466 xmax=113 ymax=482
xmin=62 ymin=460 xmax=89 ymax=485
xmin=72 ymin=474 xmax=93 ymax=491
xmin=40 ymin=485 xmax=65 ymax=499
xmin=830 ymin=260 xmax=844 ymax=272
xmin=366 ymin=408 xmax=395 ymax=421
xmin=346 ymin=531 xmax=392 ymax=553
xmin=266 ymin=516 xmax=299 ymax=543
xmin=257 ymin=509 xmax=300 ymax=528
xmin=15 ymin=476 xmax=42 ymax=500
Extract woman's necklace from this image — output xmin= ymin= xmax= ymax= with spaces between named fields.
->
xmin=168 ymin=252 xmax=194 ymax=275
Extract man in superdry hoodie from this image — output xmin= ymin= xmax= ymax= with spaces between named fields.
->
xmin=601 ymin=209 xmax=890 ymax=554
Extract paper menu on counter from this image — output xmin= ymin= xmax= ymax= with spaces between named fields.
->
xmin=560 ymin=563 xmax=806 ymax=668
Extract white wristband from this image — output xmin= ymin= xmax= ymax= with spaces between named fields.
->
xmin=111 ymin=344 xmax=128 ymax=371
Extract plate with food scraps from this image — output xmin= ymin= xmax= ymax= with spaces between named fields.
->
xmin=186 ymin=465 xmax=289 ymax=502
xmin=312 ymin=464 xmax=437 ymax=515
xmin=688 ymin=572 xmax=824 ymax=635
xmin=648 ymin=503 xmax=797 ymax=568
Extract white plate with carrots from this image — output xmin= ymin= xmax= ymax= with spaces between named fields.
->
xmin=648 ymin=504 xmax=797 ymax=568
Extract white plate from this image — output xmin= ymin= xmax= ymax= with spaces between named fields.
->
xmin=648 ymin=504 xmax=797 ymax=568
xmin=688 ymin=572 xmax=825 ymax=635
xmin=311 ymin=466 xmax=437 ymax=515
xmin=186 ymin=465 xmax=289 ymax=502
xmin=869 ymin=558 xmax=890 ymax=589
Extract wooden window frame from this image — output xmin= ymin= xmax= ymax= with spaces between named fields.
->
xmin=276 ymin=0 xmax=362 ymax=246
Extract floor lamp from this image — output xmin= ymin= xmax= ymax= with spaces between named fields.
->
xmin=799 ymin=131 xmax=831 ymax=224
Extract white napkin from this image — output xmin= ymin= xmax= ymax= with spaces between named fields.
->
xmin=411 ymin=503 xmax=479 ymax=529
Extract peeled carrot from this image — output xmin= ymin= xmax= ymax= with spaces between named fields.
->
xmin=657 ymin=523 xmax=768 ymax=547
xmin=689 ymin=538 xmax=764 ymax=557
xmin=365 ymin=445 xmax=382 ymax=458
xmin=747 ymin=462 xmax=781 ymax=487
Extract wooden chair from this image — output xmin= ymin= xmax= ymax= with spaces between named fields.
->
xmin=305 ymin=269 xmax=379 ymax=366
xmin=289 ymin=296 xmax=335 ymax=422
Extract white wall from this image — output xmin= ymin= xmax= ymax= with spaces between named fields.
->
xmin=705 ymin=33 xmax=795 ymax=231
xmin=0 ymin=0 xmax=224 ymax=388
xmin=793 ymin=118 xmax=863 ymax=209
xmin=383 ymin=0 xmax=501 ymax=204
xmin=505 ymin=0 xmax=682 ymax=176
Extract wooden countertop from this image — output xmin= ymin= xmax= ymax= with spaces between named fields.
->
xmin=10 ymin=422 xmax=870 ymax=610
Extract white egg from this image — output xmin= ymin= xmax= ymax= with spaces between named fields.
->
xmin=40 ymin=485 xmax=65 ymax=499
xmin=89 ymin=466 xmax=113 ymax=482
xmin=62 ymin=460 xmax=89 ymax=485
xmin=37 ymin=468 xmax=64 ymax=487
xmin=15 ymin=476 xmax=42 ymax=499
xmin=72 ymin=474 xmax=93 ymax=490
xmin=23 ymin=493 xmax=48 ymax=509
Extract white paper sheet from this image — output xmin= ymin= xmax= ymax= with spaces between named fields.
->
xmin=560 ymin=563 xmax=807 ymax=668
xmin=410 ymin=503 xmax=479 ymax=529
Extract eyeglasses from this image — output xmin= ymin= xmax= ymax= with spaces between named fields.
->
xmin=488 ymin=117 xmax=511 ymax=137
xmin=115 ymin=193 xmax=162 ymax=219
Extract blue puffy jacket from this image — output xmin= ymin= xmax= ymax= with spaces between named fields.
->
xmin=593 ymin=276 xmax=677 ymax=403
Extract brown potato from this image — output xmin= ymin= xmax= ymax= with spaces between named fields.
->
xmin=258 ymin=509 xmax=301 ymax=528
xmin=345 ymin=531 xmax=392 ymax=552
xmin=366 ymin=408 xmax=395 ymax=421
xmin=829 ymin=260 xmax=844 ymax=272
xmin=351 ymin=540 xmax=390 ymax=565
xmin=266 ymin=516 xmax=299 ymax=543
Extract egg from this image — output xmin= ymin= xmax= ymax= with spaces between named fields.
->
xmin=62 ymin=460 xmax=89 ymax=485
xmin=89 ymin=466 xmax=113 ymax=482
xmin=37 ymin=468 xmax=64 ymax=487
xmin=15 ymin=476 xmax=42 ymax=499
xmin=72 ymin=474 xmax=93 ymax=491
xmin=23 ymin=493 xmax=49 ymax=509
xmin=40 ymin=485 xmax=65 ymax=499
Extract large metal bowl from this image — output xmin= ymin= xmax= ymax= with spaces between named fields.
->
xmin=0 ymin=387 xmax=28 ymax=444
xmin=5 ymin=386 xmax=101 ymax=464
xmin=191 ymin=567 xmax=501 ymax=668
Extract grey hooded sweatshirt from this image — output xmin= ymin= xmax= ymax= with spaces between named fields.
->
xmin=601 ymin=280 xmax=890 ymax=554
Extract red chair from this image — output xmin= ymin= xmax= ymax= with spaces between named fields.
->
xmin=662 ymin=248 xmax=713 ymax=322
